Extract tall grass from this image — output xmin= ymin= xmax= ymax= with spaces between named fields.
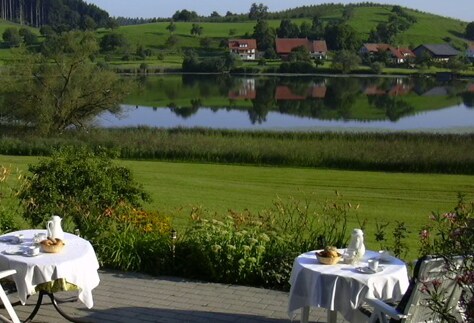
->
xmin=1 ymin=128 xmax=474 ymax=174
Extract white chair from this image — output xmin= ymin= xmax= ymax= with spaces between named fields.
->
xmin=0 ymin=270 xmax=20 ymax=323
xmin=361 ymin=255 xmax=464 ymax=323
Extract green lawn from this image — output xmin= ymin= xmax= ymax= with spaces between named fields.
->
xmin=2 ymin=154 xmax=473 ymax=260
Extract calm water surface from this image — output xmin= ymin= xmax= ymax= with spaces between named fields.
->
xmin=96 ymin=75 xmax=474 ymax=133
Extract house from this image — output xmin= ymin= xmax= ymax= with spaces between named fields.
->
xmin=412 ymin=44 xmax=459 ymax=62
xmin=275 ymin=38 xmax=328 ymax=60
xmin=228 ymin=39 xmax=257 ymax=60
xmin=359 ymin=43 xmax=415 ymax=64
xmin=275 ymin=38 xmax=311 ymax=59
xmin=359 ymin=43 xmax=391 ymax=56
xmin=389 ymin=47 xmax=415 ymax=64
xmin=467 ymin=44 xmax=474 ymax=62
xmin=311 ymin=40 xmax=328 ymax=60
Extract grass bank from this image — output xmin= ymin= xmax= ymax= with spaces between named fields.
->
xmin=1 ymin=154 xmax=473 ymax=261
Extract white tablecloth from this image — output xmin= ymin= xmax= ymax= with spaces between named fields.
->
xmin=288 ymin=250 xmax=409 ymax=322
xmin=0 ymin=229 xmax=100 ymax=308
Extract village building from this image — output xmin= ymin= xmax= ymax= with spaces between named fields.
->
xmin=412 ymin=44 xmax=459 ymax=61
xmin=228 ymin=39 xmax=257 ymax=60
xmin=275 ymin=38 xmax=328 ymax=60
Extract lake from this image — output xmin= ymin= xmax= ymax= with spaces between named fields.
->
xmin=96 ymin=75 xmax=474 ymax=133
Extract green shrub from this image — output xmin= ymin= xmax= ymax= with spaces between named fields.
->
xmin=18 ymin=146 xmax=151 ymax=230
xmin=0 ymin=166 xmax=30 ymax=233
xmin=174 ymin=194 xmax=353 ymax=289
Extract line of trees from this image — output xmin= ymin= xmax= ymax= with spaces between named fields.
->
xmin=0 ymin=0 xmax=110 ymax=31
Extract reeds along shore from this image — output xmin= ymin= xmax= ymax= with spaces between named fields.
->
xmin=1 ymin=128 xmax=474 ymax=174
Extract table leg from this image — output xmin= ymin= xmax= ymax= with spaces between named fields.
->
xmin=23 ymin=290 xmax=90 ymax=323
xmin=327 ymin=309 xmax=337 ymax=323
xmin=300 ymin=306 xmax=310 ymax=323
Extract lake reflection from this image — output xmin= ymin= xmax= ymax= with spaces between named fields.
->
xmin=97 ymin=75 xmax=474 ymax=133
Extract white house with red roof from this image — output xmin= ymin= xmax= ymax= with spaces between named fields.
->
xmin=228 ymin=39 xmax=257 ymax=60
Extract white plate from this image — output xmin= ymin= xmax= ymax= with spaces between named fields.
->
xmin=3 ymin=247 xmax=22 ymax=255
xmin=356 ymin=266 xmax=384 ymax=274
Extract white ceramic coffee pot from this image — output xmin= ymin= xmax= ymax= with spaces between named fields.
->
xmin=47 ymin=215 xmax=64 ymax=240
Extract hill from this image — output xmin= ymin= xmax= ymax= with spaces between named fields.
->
xmin=0 ymin=4 xmax=470 ymax=69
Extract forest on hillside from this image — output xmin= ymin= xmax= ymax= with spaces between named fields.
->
xmin=0 ymin=0 xmax=109 ymax=30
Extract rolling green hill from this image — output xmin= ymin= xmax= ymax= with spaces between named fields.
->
xmin=0 ymin=4 xmax=470 ymax=68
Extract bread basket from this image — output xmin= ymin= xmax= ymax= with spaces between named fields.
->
xmin=316 ymin=251 xmax=342 ymax=265
xmin=40 ymin=238 xmax=65 ymax=253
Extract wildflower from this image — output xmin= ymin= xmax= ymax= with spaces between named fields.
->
xmin=242 ymin=245 xmax=251 ymax=251
xmin=227 ymin=245 xmax=237 ymax=251
xmin=238 ymin=259 xmax=246 ymax=266
xmin=420 ymin=229 xmax=430 ymax=240
xmin=248 ymin=257 xmax=257 ymax=264
xmin=443 ymin=212 xmax=457 ymax=222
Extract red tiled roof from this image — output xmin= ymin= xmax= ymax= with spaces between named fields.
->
xmin=228 ymin=39 xmax=257 ymax=50
xmin=467 ymin=83 xmax=474 ymax=93
xmin=399 ymin=48 xmax=415 ymax=57
xmin=275 ymin=38 xmax=310 ymax=54
xmin=228 ymin=89 xmax=256 ymax=100
xmin=312 ymin=40 xmax=327 ymax=53
xmin=364 ymin=86 xmax=386 ymax=96
xmin=275 ymin=86 xmax=307 ymax=100
xmin=362 ymin=43 xmax=391 ymax=53
xmin=310 ymin=85 xmax=327 ymax=98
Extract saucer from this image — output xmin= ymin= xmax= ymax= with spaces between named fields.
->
xmin=23 ymin=252 xmax=41 ymax=257
xmin=3 ymin=247 xmax=22 ymax=255
xmin=356 ymin=266 xmax=384 ymax=274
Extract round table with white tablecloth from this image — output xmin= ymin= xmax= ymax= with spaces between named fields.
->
xmin=288 ymin=249 xmax=410 ymax=323
xmin=0 ymin=229 xmax=100 ymax=321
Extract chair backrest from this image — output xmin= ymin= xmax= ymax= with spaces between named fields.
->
xmin=0 ymin=269 xmax=21 ymax=323
xmin=395 ymin=255 xmax=464 ymax=323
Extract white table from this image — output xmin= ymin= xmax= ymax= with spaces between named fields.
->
xmin=0 ymin=229 xmax=100 ymax=321
xmin=288 ymin=250 xmax=409 ymax=323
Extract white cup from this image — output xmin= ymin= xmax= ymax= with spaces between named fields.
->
xmin=368 ymin=258 xmax=379 ymax=271
xmin=34 ymin=233 xmax=47 ymax=243
xmin=27 ymin=246 xmax=40 ymax=256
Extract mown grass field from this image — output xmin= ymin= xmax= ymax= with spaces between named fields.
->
xmin=2 ymin=154 xmax=473 ymax=260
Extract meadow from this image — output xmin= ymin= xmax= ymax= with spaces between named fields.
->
xmin=1 ymin=154 xmax=472 ymax=261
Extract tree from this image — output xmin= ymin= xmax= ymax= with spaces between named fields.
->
xmin=100 ymin=32 xmax=128 ymax=52
xmin=277 ymin=19 xmax=300 ymax=38
xmin=324 ymin=22 xmax=360 ymax=51
xmin=190 ymin=23 xmax=203 ymax=37
xmin=19 ymin=28 xmax=38 ymax=46
xmin=210 ymin=11 xmax=220 ymax=18
xmin=299 ymin=21 xmax=312 ymax=38
xmin=248 ymin=3 xmax=268 ymax=20
xmin=166 ymin=21 xmax=176 ymax=34
xmin=253 ymin=19 xmax=275 ymax=52
xmin=172 ymin=9 xmax=198 ymax=22
xmin=2 ymin=27 xmax=22 ymax=48
xmin=466 ymin=22 xmax=474 ymax=40
xmin=288 ymin=45 xmax=311 ymax=62
xmin=0 ymin=31 xmax=129 ymax=135
xmin=342 ymin=7 xmax=354 ymax=21
xmin=331 ymin=50 xmax=361 ymax=73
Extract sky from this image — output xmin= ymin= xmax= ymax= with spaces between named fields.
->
xmin=85 ymin=0 xmax=473 ymax=22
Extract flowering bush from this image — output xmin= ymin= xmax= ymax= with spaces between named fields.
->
xmin=419 ymin=194 xmax=473 ymax=322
